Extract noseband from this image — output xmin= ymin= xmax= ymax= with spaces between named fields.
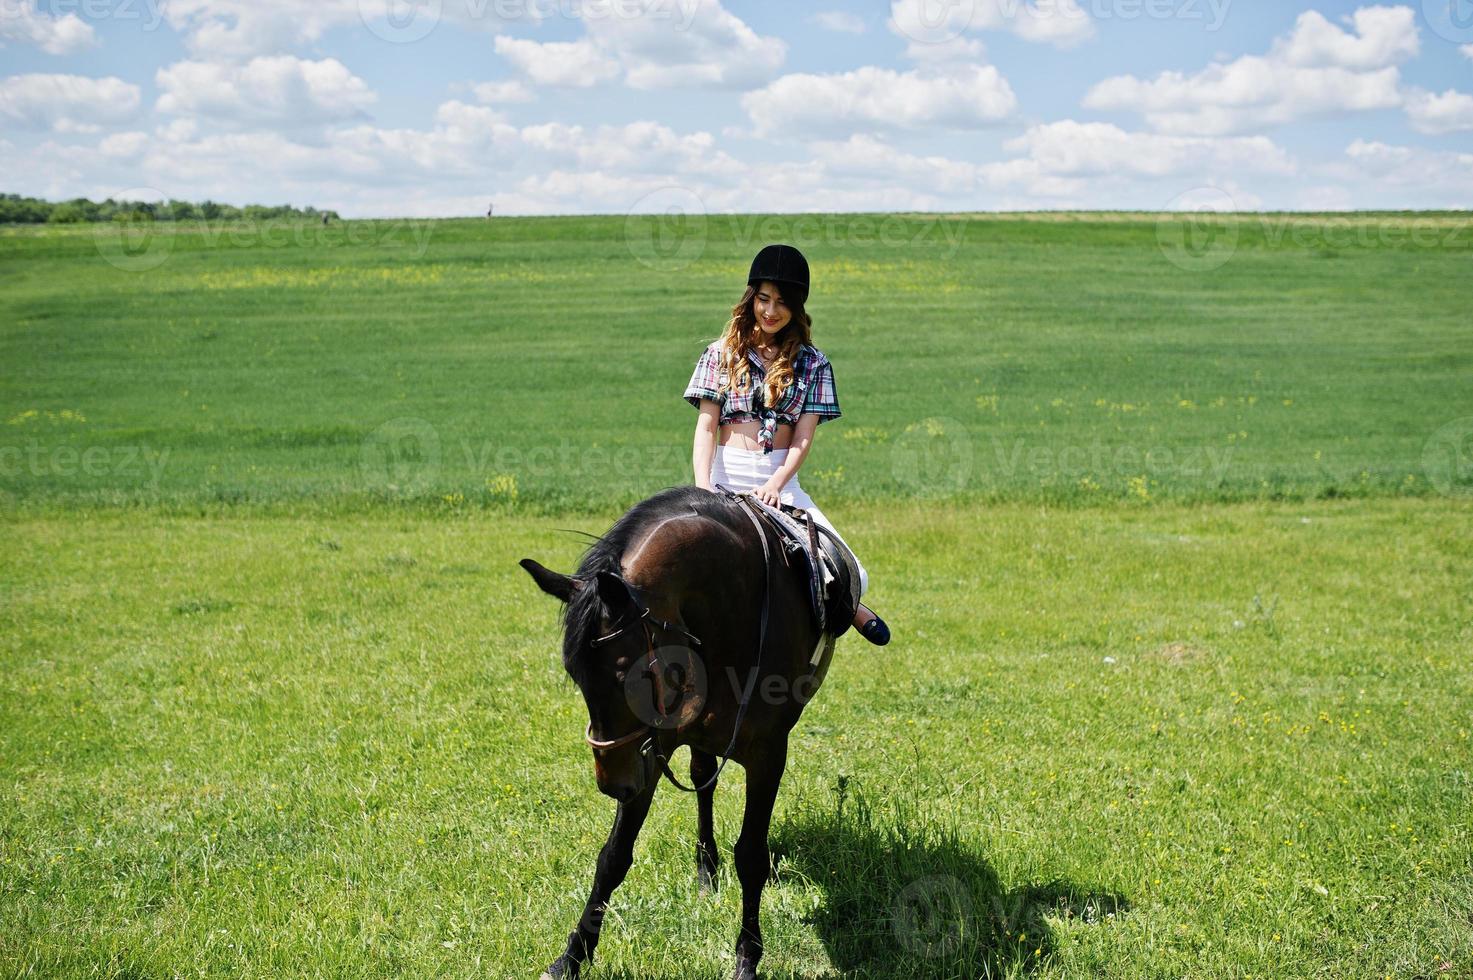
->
xmin=583 ymin=606 xmax=701 ymax=752
xmin=583 ymin=489 xmax=774 ymax=794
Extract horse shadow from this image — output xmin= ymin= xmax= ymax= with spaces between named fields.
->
xmin=592 ymin=776 xmax=1129 ymax=980
xmin=759 ymin=776 xmax=1130 ymax=979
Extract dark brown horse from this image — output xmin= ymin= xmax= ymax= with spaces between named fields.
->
xmin=520 ymin=484 xmax=836 ymax=980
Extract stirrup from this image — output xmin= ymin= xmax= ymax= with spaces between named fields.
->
xmin=859 ymin=614 xmax=890 ymax=646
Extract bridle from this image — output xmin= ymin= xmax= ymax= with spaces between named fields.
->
xmin=583 ymin=605 xmax=702 ymax=752
xmin=582 ymin=488 xmax=774 ymax=794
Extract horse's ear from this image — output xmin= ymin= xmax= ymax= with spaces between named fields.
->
xmin=595 ymin=570 xmax=637 ymax=615
xmin=520 ymin=558 xmax=583 ymax=604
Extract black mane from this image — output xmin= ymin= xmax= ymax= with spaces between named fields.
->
xmin=560 ymin=485 xmax=737 ymax=672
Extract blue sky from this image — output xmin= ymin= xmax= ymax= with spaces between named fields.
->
xmin=1 ymin=0 xmax=1471 ymax=215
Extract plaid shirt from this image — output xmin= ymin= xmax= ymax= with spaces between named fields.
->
xmin=683 ymin=341 xmax=842 ymax=453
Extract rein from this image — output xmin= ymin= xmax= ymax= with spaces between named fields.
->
xmin=582 ymin=488 xmax=774 ymax=794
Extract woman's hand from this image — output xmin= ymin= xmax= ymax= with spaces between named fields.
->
xmin=753 ymin=478 xmax=785 ymax=507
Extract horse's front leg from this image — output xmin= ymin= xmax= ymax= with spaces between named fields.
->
xmin=731 ymin=738 xmax=787 ymax=980
xmin=541 ymin=782 xmax=657 ymax=980
xmin=691 ymin=747 xmax=721 ymax=894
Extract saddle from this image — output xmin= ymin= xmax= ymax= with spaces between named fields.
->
xmin=715 ymin=485 xmax=862 ymax=637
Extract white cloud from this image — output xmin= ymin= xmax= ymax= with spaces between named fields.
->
xmin=495 ymin=0 xmax=786 ymax=91
xmin=809 ymin=134 xmax=983 ymax=193
xmin=1084 ymin=5 xmax=1417 ymax=135
xmin=148 ymin=131 xmax=378 ymax=187
xmin=8 ymin=100 xmax=954 ymax=215
xmin=1463 ymin=44 xmax=1473 ymax=60
xmin=99 ymin=131 xmax=150 ymax=158
xmin=161 ymin=0 xmax=534 ymax=59
xmin=492 ymin=36 xmax=620 ymax=87
xmin=980 ymin=120 xmax=1295 ymax=199
xmin=6 ymin=108 xmax=1466 ymax=217
xmin=520 ymin=120 xmax=745 ymax=182
xmin=303 ymin=108 xmax=742 ymax=189
xmin=999 ymin=121 xmax=1295 ymax=176
xmin=433 ymin=100 xmax=511 ymax=136
xmin=888 ymin=0 xmax=1094 ymax=55
xmin=1274 ymin=5 xmax=1419 ymax=69
xmin=1404 ymin=87 xmax=1473 ymax=135
xmin=811 ymin=10 xmax=866 ymax=34
xmin=742 ymin=64 xmax=1016 ymax=138
xmin=1340 ymin=139 xmax=1473 ymax=202
xmin=161 ymin=0 xmax=356 ymax=59
xmin=1344 ymin=138 xmax=1414 ymax=172
xmin=0 ymin=3 xmax=96 ymax=54
xmin=1297 ymin=184 xmax=1355 ymax=210
xmin=0 ymin=74 xmax=141 ymax=131
xmin=587 ymin=0 xmax=786 ymax=89
xmin=157 ymin=118 xmax=199 ymax=143
xmin=156 ymin=56 xmax=377 ymax=125
xmin=472 ymin=79 xmax=534 ymax=104
xmin=328 ymin=104 xmax=520 ymax=179
xmin=904 ymin=35 xmax=987 ymax=64
xmin=1085 ymin=63 xmax=1403 ymax=135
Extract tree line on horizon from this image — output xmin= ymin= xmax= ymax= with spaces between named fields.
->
xmin=0 ymin=193 xmax=339 ymax=225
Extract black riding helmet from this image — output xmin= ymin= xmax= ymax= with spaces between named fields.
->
xmin=747 ymin=243 xmax=809 ymax=307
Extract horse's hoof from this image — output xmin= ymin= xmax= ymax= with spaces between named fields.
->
xmin=731 ymin=955 xmax=758 ymax=980
xmin=698 ymin=865 xmax=718 ymax=896
xmin=540 ymin=956 xmax=578 ymax=980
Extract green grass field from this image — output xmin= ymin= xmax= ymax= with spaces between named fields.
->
xmin=2 ymin=213 xmax=1471 ymax=978
xmin=2 ymin=212 xmax=1470 ymax=511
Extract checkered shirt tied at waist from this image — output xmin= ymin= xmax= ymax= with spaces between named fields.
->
xmin=683 ymin=342 xmax=842 ymax=454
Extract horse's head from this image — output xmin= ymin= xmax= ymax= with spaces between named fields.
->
xmin=520 ymin=557 xmax=658 ymax=802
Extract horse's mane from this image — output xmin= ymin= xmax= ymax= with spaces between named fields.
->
xmin=561 ymin=485 xmax=737 ymax=672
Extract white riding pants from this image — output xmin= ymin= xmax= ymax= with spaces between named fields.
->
xmin=707 ymin=444 xmax=869 ymax=597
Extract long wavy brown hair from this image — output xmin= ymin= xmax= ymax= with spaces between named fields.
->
xmin=715 ymin=281 xmax=813 ymax=408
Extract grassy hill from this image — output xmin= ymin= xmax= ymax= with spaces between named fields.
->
xmin=3 ymin=212 xmax=1469 ymax=512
